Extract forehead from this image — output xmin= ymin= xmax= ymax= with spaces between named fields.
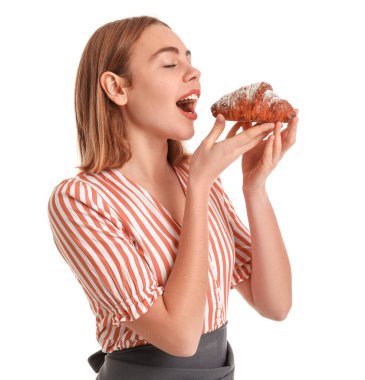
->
xmin=132 ymin=24 xmax=188 ymax=61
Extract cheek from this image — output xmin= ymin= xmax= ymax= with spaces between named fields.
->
xmin=130 ymin=73 xmax=177 ymax=115
xmin=151 ymin=81 xmax=174 ymax=100
xmin=146 ymin=89 xmax=177 ymax=116
xmin=137 ymin=82 xmax=165 ymax=104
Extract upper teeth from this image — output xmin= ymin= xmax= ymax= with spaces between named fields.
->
xmin=179 ymin=94 xmax=198 ymax=102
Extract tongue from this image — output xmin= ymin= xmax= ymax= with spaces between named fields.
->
xmin=177 ymin=101 xmax=193 ymax=113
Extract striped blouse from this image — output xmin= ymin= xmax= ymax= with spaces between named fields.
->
xmin=47 ymin=159 xmax=253 ymax=353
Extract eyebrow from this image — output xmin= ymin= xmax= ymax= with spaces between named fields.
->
xmin=150 ymin=46 xmax=191 ymax=61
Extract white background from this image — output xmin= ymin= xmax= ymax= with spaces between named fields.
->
xmin=1 ymin=0 xmax=364 ymax=379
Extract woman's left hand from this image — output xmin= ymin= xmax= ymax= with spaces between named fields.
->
xmin=226 ymin=109 xmax=299 ymax=192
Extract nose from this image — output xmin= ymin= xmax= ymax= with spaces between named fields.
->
xmin=184 ymin=64 xmax=201 ymax=82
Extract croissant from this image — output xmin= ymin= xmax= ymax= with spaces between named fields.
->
xmin=210 ymin=82 xmax=296 ymax=123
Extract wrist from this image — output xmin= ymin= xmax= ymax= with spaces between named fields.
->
xmin=242 ymin=185 xmax=267 ymax=198
xmin=187 ymin=177 xmax=211 ymax=195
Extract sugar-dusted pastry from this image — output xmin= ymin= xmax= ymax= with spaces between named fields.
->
xmin=211 ymin=82 xmax=296 ymax=123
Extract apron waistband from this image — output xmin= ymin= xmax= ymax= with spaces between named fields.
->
xmin=88 ymin=321 xmax=234 ymax=378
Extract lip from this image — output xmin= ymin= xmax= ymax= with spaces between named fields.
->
xmin=178 ymin=107 xmax=198 ymax=120
xmin=177 ymin=89 xmax=201 ymax=101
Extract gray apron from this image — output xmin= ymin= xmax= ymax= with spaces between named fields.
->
xmin=88 ymin=320 xmax=235 ymax=379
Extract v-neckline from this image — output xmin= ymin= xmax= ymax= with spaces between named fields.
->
xmin=112 ymin=163 xmax=186 ymax=229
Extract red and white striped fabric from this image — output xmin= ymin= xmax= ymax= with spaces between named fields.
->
xmin=47 ymin=159 xmax=252 ymax=353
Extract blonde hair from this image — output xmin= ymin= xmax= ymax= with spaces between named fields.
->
xmin=75 ymin=16 xmax=192 ymax=175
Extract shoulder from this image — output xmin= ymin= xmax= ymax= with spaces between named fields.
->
xmin=47 ymin=173 xmax=131 ymax=241
xmin=48 ymin=170 xmax=111 ymax=201
xmin=48 ymin=176 xmax=86 ymax=200
xmin=48 ymin=177 xmax=76 ymax=203
xmin=47 ymin=175 xmax=103 ymax=216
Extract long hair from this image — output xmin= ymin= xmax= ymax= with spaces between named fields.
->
xmin=75 ymin=16 xmax=192 ymax=174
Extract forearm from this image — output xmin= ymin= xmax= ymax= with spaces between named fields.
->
xmin=243 ymin=186 xmax=292 ymax=320
xmin=163 ymin=178 xmax=210 ymax=354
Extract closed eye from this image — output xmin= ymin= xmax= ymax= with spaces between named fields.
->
xmin=164 ymin=64 xmax=177 ymax=68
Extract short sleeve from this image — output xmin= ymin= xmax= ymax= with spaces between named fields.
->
xmin=47 ymin=178 xmax=164 ymax=326
xmin=216 ymin=177 xmax=253 ymax=289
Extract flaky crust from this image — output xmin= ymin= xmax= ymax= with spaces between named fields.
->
xmin=211 ymin=82 xmax=296 ymax=123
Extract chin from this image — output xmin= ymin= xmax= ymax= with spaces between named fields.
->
xmin=173 ymin=124 xmax=195 ymax=141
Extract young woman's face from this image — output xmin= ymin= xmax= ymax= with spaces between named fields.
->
xmin=122 ymin=23 xmax=201 ymax=140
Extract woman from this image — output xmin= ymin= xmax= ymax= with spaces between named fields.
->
xmin=48 ymin=15 xmax=298 ymax=379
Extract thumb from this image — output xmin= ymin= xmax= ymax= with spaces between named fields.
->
xmin=206 ymin=114 xmax=226 ymax=144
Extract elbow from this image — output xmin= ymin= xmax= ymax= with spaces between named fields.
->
xmin=156 ymin=329 xmax=198 ymax=357
xmin=271 ymin=311 xmax=289 ymax=321
xmin=260 ymin=304 xmax=292 ymax=322
xmin=165 ymin=339 xmax=195 ymax=357
xmin=178 ymin=339 xmax=199 ymax=357
xmin=270 ymin=305 xmax=292 ymax=321
xmin=175 ymin=333 xmax=201 ymax=357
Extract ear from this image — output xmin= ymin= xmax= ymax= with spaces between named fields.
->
xmin=99 ymin=71 xmax=129 ymax=106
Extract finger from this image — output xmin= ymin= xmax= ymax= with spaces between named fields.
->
xmin=288 ymin=110 xmax=299 ymax=128
xmin=250 ymin=127 xmax=275 ymax=143
xmin=287 ymin=108 xmax=299 ymax=124
xmin=272 ymin=122 xmax=282 ymax=162
xmin=280 ymin=125 xmax=290 ymax=143
xmin=262 ymin=134 xmax=275 ymax=165
xmin=226 ymin=122 xmax=244 ymax=139
xmin=227 ymin=122 xmax=274 ymax=155
xmin=236 ymin=122 xmax=275 ymax=141
xmin=281 ymin=116 xmax=298 ymax=152
xmin=239 ymin=132 xmax=269 ymax=154
xmin=236 ymin=128 xmax=273 ymax=156
xmin=205 ymin=114 xmax=226 ymax=145
xmin=226 ymin=121 xmax=252 ymax=139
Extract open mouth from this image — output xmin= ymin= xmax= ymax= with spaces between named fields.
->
xmin=176 ymin=94 xmax=199 ymax=120
xmin=176 ymin=98 xmax=197 ymax=113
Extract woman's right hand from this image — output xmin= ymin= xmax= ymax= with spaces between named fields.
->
xmin=189 ymin=114 xmax=275 ymax=187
